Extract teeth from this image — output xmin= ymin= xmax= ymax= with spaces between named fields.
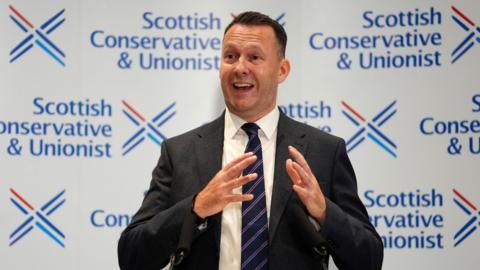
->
xmin=234 ymin=83 xmax=253 ymax=87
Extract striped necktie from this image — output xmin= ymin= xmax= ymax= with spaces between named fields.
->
xmin=241 ymin=123 xmax=269 ymax=270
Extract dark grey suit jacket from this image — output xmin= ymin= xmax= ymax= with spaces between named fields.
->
xmin=118 ymin=111 xmax=383 ymax=270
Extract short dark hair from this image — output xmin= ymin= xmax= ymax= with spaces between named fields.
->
xmin=224 ymin=11 xmax=287 ymax=58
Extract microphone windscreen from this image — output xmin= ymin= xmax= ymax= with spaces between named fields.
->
xmin=290 ymin=204 xmax=326 ymax=248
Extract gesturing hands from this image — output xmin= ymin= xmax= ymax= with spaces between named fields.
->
xmin=193 ymin=152 xmax=258 ymax=219
xmin=286 ymin=146 xmax=327 ymax=224
xmin=193 ymin=146 xmax=326 ymax=223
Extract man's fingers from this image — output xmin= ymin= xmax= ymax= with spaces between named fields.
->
xmin=292 ymin=161 xmax=314 ymax=188
xmin=225 ymin=155 xmax=257 ymax=179
xmin=288 ymin=146 xmax=313 ymax=175
xmin=226 ymin=173 xmax=257 ymax=189
xmin=286 ymin=159 xmax=302 ymax=185
xmin=223 ymin=152 xmax=254 ymax=170
xmin=226 ymin=194 xmax=254 ymax=202
xmin=292 ymin=184 xmax=309 ymax=199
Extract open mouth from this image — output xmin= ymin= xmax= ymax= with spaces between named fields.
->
xmin=233 ymin=82 xmax=254 ymax=91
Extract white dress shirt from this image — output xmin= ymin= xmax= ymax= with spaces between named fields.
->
xmin=219 ymin=107 xmax=279 ymax=270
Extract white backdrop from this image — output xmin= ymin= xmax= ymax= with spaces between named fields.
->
xmin=1 ymin=0 xmax=479 ymax=269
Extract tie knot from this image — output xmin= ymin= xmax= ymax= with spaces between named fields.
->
xmin=241 ymin=123 xmax=260 ymax=136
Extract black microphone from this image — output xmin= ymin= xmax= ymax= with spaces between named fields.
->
xmin=169 ymin=207 xmax=203 ymax=270
xmin=290 ymin=204 xmax=329 ymax=270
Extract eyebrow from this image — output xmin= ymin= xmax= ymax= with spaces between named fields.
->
xmin=222 ymin=43 xmax=264 ymax=52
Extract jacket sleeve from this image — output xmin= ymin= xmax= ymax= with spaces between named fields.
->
xmin=117 ymin=141 xmax=197 ymax=270
xmin=320 ymin=139 xmax=384 ymax=270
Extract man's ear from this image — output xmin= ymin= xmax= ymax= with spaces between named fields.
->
xmin=278 ymin=58 xmax=291 ymax=84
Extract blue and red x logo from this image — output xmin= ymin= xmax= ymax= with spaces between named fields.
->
xmin=451 ymin=6 xmax=480 ymax=64
xmin=453 ymin=188 xmax=479 ymax=247
xmin=9 ymin=188 xmax=66 ymax=248
xmin=341 ymin=100 xmax=397 ymax=158
xmin=9 ymin=5 xmax=66 ymax=66
xmin=230 ymin=12 xmax=286 ymax=26
xmin=122 ymin=100 xmax=176 ymax=156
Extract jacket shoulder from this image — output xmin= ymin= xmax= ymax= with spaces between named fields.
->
xmin=163 ymin=114 xmax=223 ymax=147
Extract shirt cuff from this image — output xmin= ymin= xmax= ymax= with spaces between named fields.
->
xmin=308 ymin=215 xmax=321 ymax=231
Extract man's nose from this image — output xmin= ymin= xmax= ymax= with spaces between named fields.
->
xmin=233 ymin=57 xmax=249 ymax=76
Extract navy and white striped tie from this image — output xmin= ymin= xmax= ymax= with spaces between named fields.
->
xmin=241 ymin=123 xmax=269 ymax=270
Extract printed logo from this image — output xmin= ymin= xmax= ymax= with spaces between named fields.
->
xmin=121 ymin=100 xmax=176 ymax=156
xmin=9 ymin=5 xmax=66 ymax=66
xmin=452 ymin=188 xmax=479 ymax=247
xmin=341 ymin=100 xmax=397 ymax=157
xmin=451 ymin=6 xmax=480 ymax=63
xmin=9 ymin=188 xmax=66 ymax=247
xmin=279 ymin=100 xmax=333 ymax=133
xmin=309 ymin=7 xmax=443 ymax=70
xmin=365 ymin=188 xmax=445 ymax=250
xmin=418 ymin=94 xmax=480 ymax=156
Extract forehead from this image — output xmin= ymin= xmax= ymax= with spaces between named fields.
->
xmin=223 ymin=24 xmax=277 ymax=49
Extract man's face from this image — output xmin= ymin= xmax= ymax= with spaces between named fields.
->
xmin=220 ymin=24 xmax=290 ymax=122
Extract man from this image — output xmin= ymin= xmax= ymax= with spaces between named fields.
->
xmin=118 ymin=11 xmax=383 ymax=270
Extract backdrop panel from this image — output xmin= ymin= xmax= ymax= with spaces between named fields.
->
xmin=1 ymin=0 xmax=478 ymax=269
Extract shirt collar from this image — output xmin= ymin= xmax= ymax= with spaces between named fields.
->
xmin=224 ymin=107 xmax=280 ymax=140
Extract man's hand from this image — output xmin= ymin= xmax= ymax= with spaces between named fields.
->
xmin=286 ymin=146 xmax=327 ymax=224
xmin=193 ymin=152 xmax=257 ymax=219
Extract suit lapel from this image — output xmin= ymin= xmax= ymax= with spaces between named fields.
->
xmin=269 ymin=112 xmax=307 ymax=241
xmin=194 ymin=113 xmax=225 ymax=252
xmin=195 ymin=115 xmax=224 ymax=188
